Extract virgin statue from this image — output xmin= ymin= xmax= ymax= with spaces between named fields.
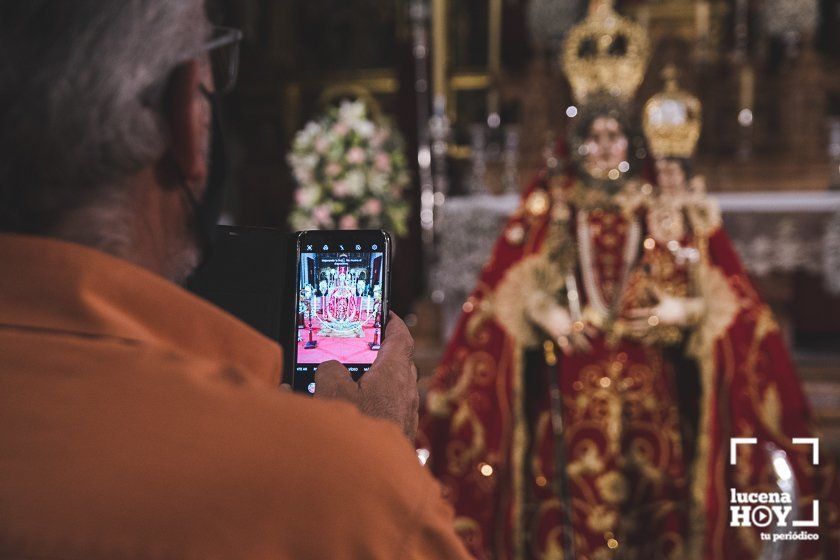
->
xmin=417 ymin=2 xmax=839 ymax=559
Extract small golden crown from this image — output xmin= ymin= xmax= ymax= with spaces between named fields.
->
xmin=561 ymin=0 xmax=650 ymax=105
xmin=642 ymin=65 xmax=702 ymax=159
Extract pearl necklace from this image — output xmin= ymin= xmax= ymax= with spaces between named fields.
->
xmin=576 ymin=209 xmax=641 ymax=319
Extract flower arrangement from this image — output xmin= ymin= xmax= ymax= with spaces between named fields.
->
xmin=287 ymin=100 xmax=411 ymax=236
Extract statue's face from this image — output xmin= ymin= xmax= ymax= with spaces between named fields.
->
xmin=655 ymin=159 xmax=687 ymax=195
xmin=582 ymin=116 xmax=628 ymax=178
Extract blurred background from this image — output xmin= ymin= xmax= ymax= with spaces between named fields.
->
xmin=207 ymin=0 xmax=840 ymax=456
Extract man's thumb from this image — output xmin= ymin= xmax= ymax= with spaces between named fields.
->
xmin=314 ymin=360 xmax=358 ymax=400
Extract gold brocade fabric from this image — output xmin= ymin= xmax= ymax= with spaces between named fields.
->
xmin=525 ymin=342 xmax=691 ymax=560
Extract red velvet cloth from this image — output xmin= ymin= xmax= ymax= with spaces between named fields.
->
xmin=418 ymin=174 xmax=839 ymax=559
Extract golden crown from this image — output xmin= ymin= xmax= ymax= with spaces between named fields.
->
xmin=642 ymin=65 xmax=702 ymax=159
xmin=561 ymin=0 xmax=651 ymax=105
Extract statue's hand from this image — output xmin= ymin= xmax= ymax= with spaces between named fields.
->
xmin=526 ymin=291 xmax=592 ymax=355
xmin=626 ymin=285 xmax=704 ymax=336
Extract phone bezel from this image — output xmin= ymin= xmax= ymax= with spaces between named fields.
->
xmin=290 ymin=229 xmax=391 ymax=392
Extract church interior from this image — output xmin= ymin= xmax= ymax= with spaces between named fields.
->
xmin=208 ymin=0 xmax=840 ymax=461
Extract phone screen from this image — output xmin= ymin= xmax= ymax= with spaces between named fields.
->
xmin=292 ymin=231 xmax=389 ymax=394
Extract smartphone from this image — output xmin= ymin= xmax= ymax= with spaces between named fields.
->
xmin=187 ymin=226 xmax=295 ymax=376
xmin=291 ymin=230 xmax=391 ymax=394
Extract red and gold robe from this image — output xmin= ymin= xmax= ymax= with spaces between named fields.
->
xmin=418 ymin=172 xmax=839 ymax=560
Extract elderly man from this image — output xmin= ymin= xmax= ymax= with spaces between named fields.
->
xmin=0 ymin=2 xmax=470 ymax=558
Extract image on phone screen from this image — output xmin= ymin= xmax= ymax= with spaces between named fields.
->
xmin=293 ymin=234 xmax=387 ymax=394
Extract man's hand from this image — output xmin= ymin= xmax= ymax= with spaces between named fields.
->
xmin=314 ymin=312 xmax=419 ymax=441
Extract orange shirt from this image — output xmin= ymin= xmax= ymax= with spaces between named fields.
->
xmin=0 ymin=234 xmax=471 ymax=559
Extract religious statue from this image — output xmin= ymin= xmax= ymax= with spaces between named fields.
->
xmin=316 ymin=266 xmax=376 ymax=338
xmin=417 ymin=2 xmax=839 ymax=559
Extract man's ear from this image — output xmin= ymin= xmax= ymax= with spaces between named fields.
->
xmin=160 ymin=60 xmax=209 ymax=190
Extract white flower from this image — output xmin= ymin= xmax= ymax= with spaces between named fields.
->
xmin=338 ymin=100 xmax=366 ymax=124
xmin=353 ymin=120 xmax=375 ymax=138
xmin=344 ymin=170 xmax=366 ymax=197
xmin=295 ymin=186 xmax=319 ymax=208
xmin=323 ymin=130 xmax=338 ymax=146
xmin=303 ymin=121 xmax=322 ymax=137
xmin=287 ymin=151 xmax=305 ymax=169
xmin=293 ymin=167 xmax=313 ymax=185
xmin=295 ymin=121 xmax=322 ymax=148
xmin=293 ymin=153 xmax=318 ymax=172
xmin=368 ymin=172 xmax=388 ymax=196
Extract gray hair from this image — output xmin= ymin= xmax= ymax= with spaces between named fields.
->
xmin=0 ymin=0 xmax=210 ymax=233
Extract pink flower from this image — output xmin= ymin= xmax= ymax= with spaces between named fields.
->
xmin=293 ymin=168 xmax=312 ymax=185
xmin=314 ymin=137 xmax=330 ymax=154
xmin=332 ymin=123 xmax=349 ymax=137
xmin=346 ymin=146 xmax=366 ymax=165
xmin=370 ymin=130 xmax=388 ymax=148
xmin=374 ymin=152 xmax=391 ymax=172
xmin=312 ymin=204 xmax=332 ymax=226
xmin=324 ymin=162 xmax=341 ymax=177
xmin=295 ymin=187 xmax=318 ymax=207
xmin=362 ymin=198 xmax=383 ymax=217
xmin=339 ymin=215 xmax=359 ymax=229
xmin=332 ymin=181 xmax=349 ymax=197
xmin=325 ymin=162 xmax=342 ymax=178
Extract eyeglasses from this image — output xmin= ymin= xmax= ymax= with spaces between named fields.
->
xmin=141 ymin=25 xmax=242 ymax=107
xmin=187 ymin=26 xmax=243 ymax=95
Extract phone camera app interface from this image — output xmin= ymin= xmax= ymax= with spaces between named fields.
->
xmin=295 ymin=244 xmax=385 ymax=394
